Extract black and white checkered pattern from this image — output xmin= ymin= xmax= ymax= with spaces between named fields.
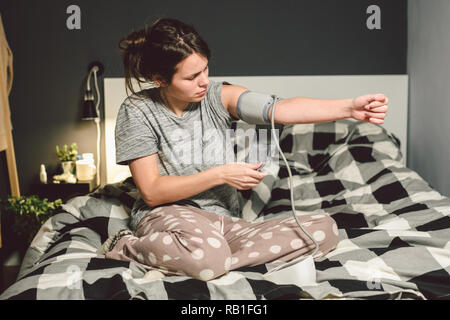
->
xmin=1 ymin=119 xmax=449 ymax=300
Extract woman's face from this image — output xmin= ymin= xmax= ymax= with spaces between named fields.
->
xmin=164 ymin=52 xmax=210 ymax=103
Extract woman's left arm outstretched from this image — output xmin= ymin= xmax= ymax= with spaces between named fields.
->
xmin=266 ymin=93 xmax=389 ymax=125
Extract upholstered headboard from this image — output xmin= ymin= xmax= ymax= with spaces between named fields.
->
xmin=103 ymin=75 xmax=408 ymax=185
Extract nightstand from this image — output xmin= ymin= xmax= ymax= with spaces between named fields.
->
xmin=30 ymin=179 xmax=99 ymax=202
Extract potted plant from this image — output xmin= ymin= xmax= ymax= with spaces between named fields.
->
xmin=55 ymin=142 xmax=78 ymax=183
xmin=0 ymin=195 xmax=63 ymax=254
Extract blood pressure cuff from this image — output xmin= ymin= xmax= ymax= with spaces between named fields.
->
xmin=236 ymin=91 xmax=284 ymax=125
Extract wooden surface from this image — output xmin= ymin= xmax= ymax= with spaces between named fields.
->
xmin=0 ymin=125 xmax=20 ymax=249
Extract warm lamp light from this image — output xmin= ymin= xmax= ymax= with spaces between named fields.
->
xmin=82 ymin=61 xmax=104 ymax=187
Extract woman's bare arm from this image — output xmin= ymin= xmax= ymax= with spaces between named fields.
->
xmin=129 ymin=153 xmax=224 ymax=207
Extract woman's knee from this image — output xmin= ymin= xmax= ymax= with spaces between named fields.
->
xmin=179 ymin=246 xmax=233 ymax=281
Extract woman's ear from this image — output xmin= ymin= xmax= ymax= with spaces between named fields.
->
xmin=152 ymin=75 xmax=168 ymax=87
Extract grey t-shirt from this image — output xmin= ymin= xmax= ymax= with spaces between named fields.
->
xmin=115 ymin=80 xmax=242 ymax=231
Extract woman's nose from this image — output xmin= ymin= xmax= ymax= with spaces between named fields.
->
xmin=198 ymin=73 xmax=209 ymax=87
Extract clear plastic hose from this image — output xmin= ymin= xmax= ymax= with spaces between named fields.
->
xmin=267 ymin=95 xmax=319 ymax=273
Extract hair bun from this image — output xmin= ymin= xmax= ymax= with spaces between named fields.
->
xmin=119 ymin=29 xmax=147 ymax=53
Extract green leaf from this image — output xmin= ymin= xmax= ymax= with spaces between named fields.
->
xmin=0 ymin=195 xmax=64 ymax=245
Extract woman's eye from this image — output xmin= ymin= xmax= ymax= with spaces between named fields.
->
xmin=188 ymin=66 xmax=208 ymax=80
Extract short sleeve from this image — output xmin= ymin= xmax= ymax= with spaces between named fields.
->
xmin=206 ymin=80 xmax=239 ymax=124
xmin=115 ymin=101 xmax=159 ymax=166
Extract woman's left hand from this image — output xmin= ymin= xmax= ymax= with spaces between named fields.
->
xmin=350 ymin=94 xmax=389 ymax=124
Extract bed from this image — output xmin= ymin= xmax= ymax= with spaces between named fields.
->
xmin=1 ymin=75 xmax=449 ymax=300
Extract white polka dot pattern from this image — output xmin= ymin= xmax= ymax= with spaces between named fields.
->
xmin=224 ymin=257 xmax=232 ymax=270
xmin=231 ymin=224 xmax=242 ymax=232
xmin=167 ymin=222 xmax=180 ymax=230
xmin=163 ymin=235 xmax=173 ymax=245
xmin=247 ymin=228 xmax=261 ymax=238
xmin=143 ymin=224 xmax=153 ymax=235
xmin=164 ymin=218 xmax=178 ymax=225
xmin=244 ymin=241 xmax=254 ymax=248
xmin=270 ymin=245 xmax=281 ymax=254
xmin=261 ymin=232 xmax=273 ymax=240
xmin=148 ymin=252 xmax=157 ymax=264
xmin=313 ymin=230 xmax=326 ymax=242
xmin=332 ymin=223 xmax=339 ymax=236
xmin=191 ymin=237 xmax=204 ymax=244
xmin=199 ymin=269 xmax=214 ymax=281
xmin=290 ymin=238 xmax=304 ymax=249
xmin=149 ymin=232 xmax=159 ymax=242
xmin=191 ymin=249 xmax=204 ymax=260
xmin=207 ymin=237 xmax=221 ymax=248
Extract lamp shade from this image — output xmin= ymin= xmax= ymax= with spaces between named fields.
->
xmin=82 ymin=99 xmax=98 ymax=120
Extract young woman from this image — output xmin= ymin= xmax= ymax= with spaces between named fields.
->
xmin=101 ymin=18 xmax=388 ymax=281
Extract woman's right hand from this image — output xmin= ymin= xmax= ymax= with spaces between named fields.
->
xmin=219 ymin=162 xmax=268 ymax=190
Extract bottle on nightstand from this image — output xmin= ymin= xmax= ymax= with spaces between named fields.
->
xmin=40 ymin=164 xmax=47 ymax=184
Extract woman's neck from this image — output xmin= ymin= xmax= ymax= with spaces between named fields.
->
xmin=159 ymin=87 xmax=190 ymax=116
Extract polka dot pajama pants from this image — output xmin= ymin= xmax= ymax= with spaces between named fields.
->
xmin=105 ymin=204 xmax=339 ymax=281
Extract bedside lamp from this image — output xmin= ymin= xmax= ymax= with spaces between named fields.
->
xmin=82 ymin=61 xmax=104 ymax=187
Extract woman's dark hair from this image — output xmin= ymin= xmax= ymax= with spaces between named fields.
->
xmin=119 ymin=18 xmax=211 ymax=98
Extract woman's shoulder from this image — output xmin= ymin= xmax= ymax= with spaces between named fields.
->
xmin=204 ymin=79 xmax=228 ymax=102
xmin=120 ymin=88 xmax=159 ymax=113
xmin=207 ymin=79 xmax=230 ymax=91
xmin=204 ymin=79 xmax=239 ymax=124
xmin=125 ymin=87 xmax=158 ymax=104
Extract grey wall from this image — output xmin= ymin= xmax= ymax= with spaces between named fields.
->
xmin=407 ymin=0 xmax=450 ymax=197
xmin=0 ymin=0 xmax=406 ymax=199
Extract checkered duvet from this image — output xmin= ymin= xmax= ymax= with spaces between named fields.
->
xmin=1 ymin=119 xmax=449 ymax=300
